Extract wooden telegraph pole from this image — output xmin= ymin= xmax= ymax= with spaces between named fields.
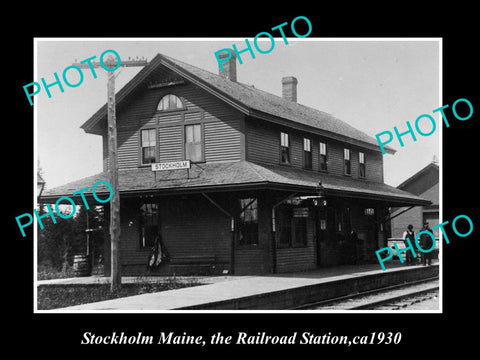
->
xmin=74 ymin=53 xmax=147 ymax=291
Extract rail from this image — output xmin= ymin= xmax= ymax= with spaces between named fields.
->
xmin=291 ymin=276 xmax=439 ymax=310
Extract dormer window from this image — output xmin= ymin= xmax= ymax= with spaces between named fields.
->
xmin=157 ymin=94 xmax=185 ymax=111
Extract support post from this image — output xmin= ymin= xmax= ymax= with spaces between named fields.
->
xmin=108 ymin=70 xmax=121 ymax=291
xmin=73 ymin=55 xmax=147 ymax=291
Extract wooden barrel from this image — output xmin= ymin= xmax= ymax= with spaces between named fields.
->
xmin=73 ymin=255 xmax=91 ymax=277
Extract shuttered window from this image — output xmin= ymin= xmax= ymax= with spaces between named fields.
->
xmin=185 ymin=124 xmax=202 ymax=162
xmin=141 ymin=129 xmax=156 ymax=164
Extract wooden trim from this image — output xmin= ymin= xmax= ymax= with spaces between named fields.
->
xmin=239 ymin=116 xmax=246 ymax=161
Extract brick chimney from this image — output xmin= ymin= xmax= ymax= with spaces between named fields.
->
xmin=218 ymin=51 xmax=237 ymax=82
xmin=282 ymin=76 xmax=298 ymax=102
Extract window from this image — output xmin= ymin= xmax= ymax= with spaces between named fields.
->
xmin=277 ymin=205 xmax=292 ymax=246
xmin=364 ymin=208 xmax=375 ymax=216
xmin=157 ymin=94 xmax=184 ymax=111
xmin=238 ymin=198 xmax=259 ymax=246
xmin=359 ymin=151 xmax=366 ymax=178
xmin=280 ymin=132 xmax=290 ymax=164
xmin=185 ymin=124 xmax=202 ymax=162
xmin=141 ymin=129 xmax=156 ymax=164
xmin=139 ymin=203 xmax=159 ymax=249
xmin=344 ymin=148 xmax=351 ymax=175
xmin=319 ymin=219 xmax=327 ymax=230
xmin=293 ymin=216 xmax=307 ymax=246
xmin=277 ymin=205 xmax=308 ymax=247
xmin=303 ymin=138 xmax=312 ymax=169
xmin=319 ymin=142 xmax=327 ymax=171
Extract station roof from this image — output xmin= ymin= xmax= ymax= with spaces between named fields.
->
xmin=40 ymin=161 xmax=429 ymax=207
xmin=80 ymin=53 xmax=395 ymax=154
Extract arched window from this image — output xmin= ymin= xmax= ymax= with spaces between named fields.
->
xmin=157 ymin=94 xmax=185 ymax=111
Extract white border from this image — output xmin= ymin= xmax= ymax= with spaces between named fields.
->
xmin=33 ymin=37 xmax=443 ymax=314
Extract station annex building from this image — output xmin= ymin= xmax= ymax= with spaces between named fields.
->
xmin=40 ymin=51 xmax=430 ymax=276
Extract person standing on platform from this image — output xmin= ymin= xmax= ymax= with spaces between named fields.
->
xmin=402 ymin=224 xmax=416 ymax=265
xmin=419 ymin=222 xmax=434 ymax=266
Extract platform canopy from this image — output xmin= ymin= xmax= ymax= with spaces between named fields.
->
xmin=40 ymin=160 xmax=429 ymax=207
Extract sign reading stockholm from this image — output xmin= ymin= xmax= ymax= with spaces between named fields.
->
xmin=151 ymin=160 xmax=191 ymax=171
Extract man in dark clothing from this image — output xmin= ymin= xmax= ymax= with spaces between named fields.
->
xmin=419 ymin=222 xmax=434 ymax=266
xmin=402 ymin=224 xmax=416 ymax=265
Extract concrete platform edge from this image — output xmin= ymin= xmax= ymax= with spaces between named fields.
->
xmin=175 ymin=265 xmax=439 ymax=310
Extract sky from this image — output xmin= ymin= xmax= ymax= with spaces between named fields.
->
xmin=35 ymin=38 xmax=440 ymax=191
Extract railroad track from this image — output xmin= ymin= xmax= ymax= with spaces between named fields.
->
xmin=292 ymin=277 xmax=439 ymax=310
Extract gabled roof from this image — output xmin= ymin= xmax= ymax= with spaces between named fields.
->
xmin=40 ymin=161 xmax=429 ymax=207
xmin=81 ymin=53 xmax=395 ymax=154
xmin=397 ymin=161 xmax=439 ymax=194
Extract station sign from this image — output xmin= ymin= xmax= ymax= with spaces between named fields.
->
xmin=151 ymin=160 xmax=191 ymax=171
xmin=293 ymin=207 xmax=309 ymax=218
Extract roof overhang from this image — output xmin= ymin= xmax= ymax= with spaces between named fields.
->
xmin=39 ymin=161 xmax=428 ymax=208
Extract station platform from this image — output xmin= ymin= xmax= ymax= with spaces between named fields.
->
xmin=47 ymin=261 xmax=440 ymax=311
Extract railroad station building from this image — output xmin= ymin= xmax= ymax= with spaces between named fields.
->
xmin=40 ymin=51 xmax=430 ymax=275
xmin=390 ymin=161 xmax=440 ymax=239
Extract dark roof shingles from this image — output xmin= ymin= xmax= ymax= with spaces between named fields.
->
xmin=41 ymin=161 xmax=428 ymax=205
xmin=83 ymin=53 xmax=391 ymax=152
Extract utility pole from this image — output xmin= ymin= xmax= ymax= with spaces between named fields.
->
xmin=74 ymin=54 xmax=147 ymax=291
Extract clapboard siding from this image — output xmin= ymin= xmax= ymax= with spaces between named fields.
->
xmin=117 ymin=128 xmax=139 ymax=169
xmin=276 ymin=247 xmax=316 ymax=273
xmin=119 ymin=196 xmax=231 ymax=267
xmin=365 ymin=151 xmax=383 ymax=183
xmin=159 ymin=126 xmax=183 ymax=162
xmin=164 ymin=195 xmax=231 ymax=263
xmin=235 ymin=249 xmax=266 ymax=274
xmin=113 ymin=80 xmax=243 ymax=169
xmin=246 ymin=118 xmax=384 ymax=182
xmin=157 ymin=112 xmax=183 ymax=126
xmin=327 ymin=143 xmax=344 ymax=175
xmin=289 ymin=134 xmax=303 ymax=168
xmin=246 ymin=120 xmax=280 ymax=165
xmin=275 ymin=215 xmax=316 ymax=273
xmin=205 ymin=120 xmax=241 ymax=162
xmin=185 ymin=111 xmax=202 ymax=122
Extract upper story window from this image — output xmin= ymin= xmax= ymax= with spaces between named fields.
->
xmin=185 ymin=124 xmax=203 ymax=162
xmin=319 ymin=142 xmax=327 ymax=171
xmin=359 ymin=151 xmax=366 ymax=178
xmin=280 ymin=132 xmax=290 ymax=164
xmin=141 ymin=129 xmax=156 ymax=164
xmin=344 ymin=148 xmax=351 ymax=175
xmin=303 ymin=138 xmax=312 ymax=169
xmin=157 ymin=94 xmax=185 ymax=111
